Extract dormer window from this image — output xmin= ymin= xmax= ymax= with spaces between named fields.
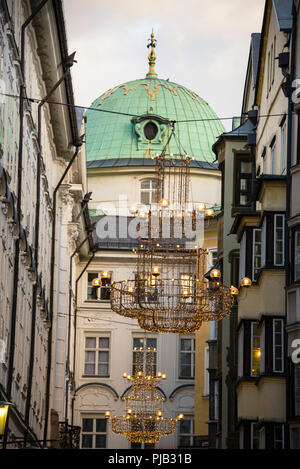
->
xmin=144 ymin=121 xmax=158 ymax=140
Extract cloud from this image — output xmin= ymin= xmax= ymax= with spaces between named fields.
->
xmin=63 ymin=0 xmax=265 ymax=129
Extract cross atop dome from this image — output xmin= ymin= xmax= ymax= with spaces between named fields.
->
xmin=146 ymin=31 xmax=158 ymax=78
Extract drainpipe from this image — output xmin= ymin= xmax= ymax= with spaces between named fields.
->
xmin=65 ymin=230 xmax=92 ymax=421
xmin=285 ymin=4 xmax=296 ymax=450
xmin=43 ymin=140 xmax=83 ymax=446
xmin=25 ymin=62 xmax=75 ymax=430
xmin=6 ymin=0 xmax=50 ymax=405
xmin=71 ymin=252 xmax=96 ymax=426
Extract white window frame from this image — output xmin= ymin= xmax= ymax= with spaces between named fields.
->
xmin=203 ymin=347 xmax=209 ymax=396
xmin=179 ymin=336 xmax=195 ymax=379
xmin=83 ymin=334 xmax=110 ymax=377
xmin=274 ymin=214 xmax=285 ymax=267
xmin=214 ymin=381 xmax=219 ymax=421
xmin=132 ymin=336 xmax=157 ymax=376
xmin=251 ymin=322 xmax=260 ymax=378
xmin=295 ymin=365 xmax=300 ymax=416
xmin=294 ymin=228 xmax=300 ymax=282
xmin=81 ymin=415 xmax=108 ymax=449
xmin=281 ymin=121 xmax=287 ymax=175
xmin=252 ymin=229 xmax=262 ymax=281
xmin=274 ymin=424 xmax=285 ymax=449
xmin=238 ymin=325 xmax=244 ymax=378
xmin=273 ymin=319 xmax=284 ymax=373
xmin=140 ymin=178 xmax=157 ymax=206
xmin=178 ymin=416 xmax=194 ymax=448
xmin=271 ymin=141 xmax=276 ymax=175
xmin=261 ymin=218 xmax=267 ymax=268
xmin=251 ymin=422 xmax=260 ymax=449
xmin=87 ymin=271 xmax=112 ymax=302
xmin=260 ymin=323 xmax=265 ymax=374
xmin=239 ymin=232 xmax=246 ymax=285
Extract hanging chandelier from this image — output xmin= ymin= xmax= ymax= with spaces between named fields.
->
xmin=105 ymin=347 xmax=183 ymax=444
xmin=110 ymin=130 xmax=235 ymax=332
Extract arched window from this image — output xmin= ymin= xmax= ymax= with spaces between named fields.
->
xmin=140 ymin=178 xmax=157 ymax=205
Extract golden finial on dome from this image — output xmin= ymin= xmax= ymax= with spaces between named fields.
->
xmin=146 ymin=30 xmax=157 ymax=78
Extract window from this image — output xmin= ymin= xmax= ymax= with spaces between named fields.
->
xmin=253 ymin=229 xmax=262 ymax=281
xmin=144 ymin=122 xmax=158 ymax=141
xmin=81 ymin=417 xmax=107 ymax=449
xmin=238 ymin=325 xmax=244 ymax=378
xmin=210 ymin=250 xmax=218 ymax=268
xmin=84 ymin=336 xmax=110 ymax=377
xmin=281 ymin=121 xmax=287 ymax=174
xmin=180 ymin=273 xmax=194 ymax=303
xmin=251 ymin=322 xmax=260 ymax=377
xmin=239 ymin=232 xmax=246 ymax=284
xmin=179 ymin=337 xmax=195 ymax=379
xmin=235 ymin=158 xmax=252 ymax=207
xmin=273 ymin=319 xmax=284 ymax=373
xmin=203 ymin=347 xmax=209 ymax=396
xmin=213 ymin=381 xmax=219 ymax=421
xmin=271 ymin=141 xmax=276 ymax=174
xmin=274 ymin=215 xmax=285 ymax=266
xmin=274 ymin=425 xmax=285 ymax=449
xmin=132 ymin=337 xmax=157 ymax=376
xmin=295 ymin=365 xmax=300 ymax=416
xmin=273 ymin=36 xmax=276 ymax=84
xmin=294 ymin=228 xmax=300 ymax=282
xmin=178 ymin=417 xmax=194 ymax=448
xmin=87 ymin=272 xmax=111 ymax=301
xmin=290 ymin=427 xmax=300 ymax=449
xmin=140 ymin=179 xmax=157 ymax=205
xmin=251 ymin=422 xmax=260 ymax=449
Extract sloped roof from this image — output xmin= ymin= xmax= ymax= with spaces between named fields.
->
xmin=273 ymin=0 xmax=293 ymax=31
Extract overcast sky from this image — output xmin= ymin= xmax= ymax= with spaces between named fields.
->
xmin=63 ymin=0 xmax=265 ymax=130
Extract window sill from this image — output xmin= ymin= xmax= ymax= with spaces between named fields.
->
xmin=178 ymin=377 xmax=195 ymax=380
xmin=85 ymin=300 xmax=111 ymax=304
xmin=82 ymin=375 xmax=110 ymax=379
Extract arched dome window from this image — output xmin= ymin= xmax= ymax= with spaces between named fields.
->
xmin=140 ymin=178 xmax=157 ymax=205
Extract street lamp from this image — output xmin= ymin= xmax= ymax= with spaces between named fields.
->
xmin=0 ymin=401 xmax=14 ymax=437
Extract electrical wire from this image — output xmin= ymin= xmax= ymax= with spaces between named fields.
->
xmin=56 ymin=310 xmax=141 ymax=327
xmin=0 ymin=91 xmax=289 ymax=124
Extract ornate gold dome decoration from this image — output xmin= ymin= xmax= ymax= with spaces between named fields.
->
xmin=98 ymin=82 xmax=204 ymax=106
xmin=105 ymin=347 xmax=183 ymax=444
xmin=146 ymin=31 xmax=157 ymax=78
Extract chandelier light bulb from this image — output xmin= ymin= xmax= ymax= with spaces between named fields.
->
xmin=210 ymin=269 xmax=221 ymax=279
xmin=91 ymin=278 xmax=102 ymax=287
xmin=205 ymin=208 xmax=215 ymax=218
xmin=151 ymin=266 xmax=161 ymax=276
xmin=241 ymin=277 xmax=252 ymax=288
xmin=230 ymin=285 xmax=239 ymax=296
xmin=101 ymin=271 xmax=110 ymax=279
xmin=197 ymin=203 xmax=206 ymax=211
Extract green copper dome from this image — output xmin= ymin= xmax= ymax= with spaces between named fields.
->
xmin=85 ymin=77 xmax=225 ymax=167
